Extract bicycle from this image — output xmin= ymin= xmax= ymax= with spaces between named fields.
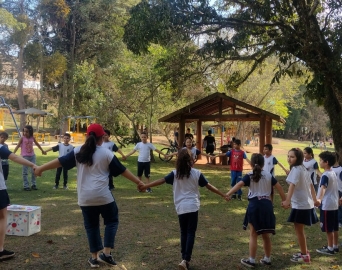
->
xmin=159 ymin=139 xmax=179 ymax=162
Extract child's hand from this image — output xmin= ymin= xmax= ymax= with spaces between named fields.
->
xmin=281 ymin=200 xmax=291 ymax=209
xmin=285 ymin=169 xmax=290 ymax=175
xmin=314 ymin=199 xmax=321 ymax=207
xmin=210 ymin=155 xmax=216 ymax=160
xmin=224 ymin=195 xmax=231 ymax=201
xmin=122 ymin=156 xmax=126 ymax=161
xmin=42 ymin=150 xmax=47 ymax=155
xmin=137 ymin=182 xmax=146 ymax=192
xmin=34 ymin=166 xmax=42 ymax=177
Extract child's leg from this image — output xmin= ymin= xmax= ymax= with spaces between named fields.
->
xmin=30 ymin=155 xmax=37 ymax=186
xmin=178 ymin=211 xmax=198 ymax=262
xmin=326 ymin=232 xmax=334 ymax=247
xmin=102 ymin=202 xmax=119 ymax=254
xmin=294 ymin=223 xmax=308 ymax=254
xmin=248 ymin=224 xmax=258 ymax=259
xmin=333 ymin=231 xmax=338 ymax=247
xmin=137 ymin=162 xmax=143 ymax=181
xmin=22 ymin=163 xmax=29 ymax=189
xmin=261 ymin=233 xmax=271 ymax=258
xmin=144 ymin=162 xmax=151 ymax=184
xmin=0 ymin=208 xmax=6 ymax=250
xmin=62 ymin=168 xmax=68 ymax=187
xmin=55 ymin=167 xmax=62 ymax=187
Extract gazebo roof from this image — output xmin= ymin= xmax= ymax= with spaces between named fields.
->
xmin=159 ymin=92 xmax=285 ymax=124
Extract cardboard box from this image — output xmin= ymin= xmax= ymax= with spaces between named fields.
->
xmin=6 ymin=205 xmax=41 ymax=236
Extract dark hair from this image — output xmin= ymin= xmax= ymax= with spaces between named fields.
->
xmin=104 ymin=129 xmax=111 ymax=136
xmin=264 ymin=144 xmax=273 ymax=151
xmin=250 ymin=153 xmax=264 ymax=182
xmin=234 ymin=139 xmax=241 ymax=145
xmin=232 ymin=137 xmax=236 ymax=142
xmin=208 ymin=130 xmax=212 ymax=135
xmin=187 ymin=128 xmax=190 ymax=131
xmin=63 ymin=133 xmax=71 ymax=138
xmin=319 ymin=151 xmax=336 ymax=167
xmin=141 ymin=132 xmax=147 ymax=136
xmin=288 ymin=148 xmax=304 ymax=168
xmin=0 ymin=132 xmax=9 ymax=139
xmin=303 ymin=147 xmax=314 ymax=158
xmin=23 ymin=125 xmax=33 ymax=137
xmin=176 ymin=149 xmax=192 ymax=179
xmin=75 ymin=132 xmax=102 ymax=166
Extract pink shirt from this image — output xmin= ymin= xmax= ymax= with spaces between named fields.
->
xmin=21 ymin=136 xmax=35 ymax=156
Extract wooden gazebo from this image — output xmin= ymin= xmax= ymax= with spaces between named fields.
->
xmin=159 ymin=92 xmax=285 ymax=154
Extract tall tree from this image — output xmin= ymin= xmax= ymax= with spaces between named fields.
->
xmin=124 ymin=0 xmax=342 ymax=160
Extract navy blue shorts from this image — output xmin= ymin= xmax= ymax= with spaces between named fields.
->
xmin=0 ymin=189 xmax=10 ymax=210
xmin=287 ymin=208 xmax=318 ymax=226
xmin=320 ymin=209 xmax=339 ymax=232
xmin=137 ymin=162 xmax=150 ymax=178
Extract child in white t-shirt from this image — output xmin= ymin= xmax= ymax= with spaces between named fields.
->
xmin=282 ymin=148 xmax=318 ymax=264
xmin=140 ymin=148 xmax=227 ymax=270
xmin=303 ymin=147 xmax=321 ymax=193
xmin=125 ymin=132 xmax=165 ymax=192
xmin=331 ymin=152 xmax=342 ymax=227
xmin=315 ymin=151 xmax=339 ymax=255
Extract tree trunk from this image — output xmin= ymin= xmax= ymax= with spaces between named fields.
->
xmin=17 ymin=45 xmax=26 ymax=130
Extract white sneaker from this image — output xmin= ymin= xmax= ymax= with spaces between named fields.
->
xmin=178 ymin=260 xmax=188 ymax=270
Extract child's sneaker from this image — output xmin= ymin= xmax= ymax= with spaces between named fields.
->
xmin=231 ymin=194 xmax=237 ymax=199
xmin=237 ymin=195 xmax=242 ymax=201
xmin=53 ymin=185 xmax=58 ymax=189
xmin=88 ymin=257 xmax=100 ymax=268
xmin=63 ymin=185 xmax=68 ymax=190
xmin=260 ymin=258 xmax=271 ymax=265
xmin=178 ymin=260 xmax=189 ymax=270
xmin=98 ymin=252 xmax=117 ymax=266
xmin=0 ymin=249 xmax=15 ymax=260
xmin=240 ymin=258 xmax=255 ymax=268
xmin=31 ymin=185 xmax=38 ymax=190
xmin=334 ymin=247 xmax=339 ymax=252
xmin=146 ymin=188 xmax=152 ymax=193
xmin=316 ymin=246 xmax=335 ymax=255
xmin=290 ymin=253 xmax=310 ymax=263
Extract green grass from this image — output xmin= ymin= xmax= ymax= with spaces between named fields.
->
xmin=2 ymin=140 xmax=341 ymax=270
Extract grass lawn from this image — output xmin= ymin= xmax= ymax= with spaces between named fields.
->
xmin=2 ymin=139 xmax=341 ymax=270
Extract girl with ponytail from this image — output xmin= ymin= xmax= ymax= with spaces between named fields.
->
xmin=226 ymin=153 xmax=286 ymax=268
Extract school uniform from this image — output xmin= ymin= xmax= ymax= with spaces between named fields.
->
xmin=134 ymin=142 xmax=156 ymax=177
xmin=331 ymin=166 xmax=342 ymax=224
xmin=303 ymin=158 xmax=319 ymax=192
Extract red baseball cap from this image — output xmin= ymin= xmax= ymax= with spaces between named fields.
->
xmin=86 ymin=123 xmax=105 ymax=137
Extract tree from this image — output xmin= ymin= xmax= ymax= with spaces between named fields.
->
xmin=124 ymin=0 xmax=342 ymax=161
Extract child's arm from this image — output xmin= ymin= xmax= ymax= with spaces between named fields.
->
xmin=205 ymin=183 xmax=227 ymax=199
xmin=154 ymin=149 xmax=166 ymax=157
xmin=34 ymin=158 xmax=62 ymax=176
xmin=226 ymin=181 xmax=245 ymax=198
xmin=143 ymin=178 xmax=166 ymax=189
xmin=45 ymin=147 xmax=53 ymax=153
xmin=315 ymin=184 xmax=324 ymax=205
xmin=33 ymin=138 xmax=46 ymax=155
xmin=282 ymin=183 xmax=295 ymax=208
xmin=8 ymin=153 xmax=36 ymax=168
xmin=125 ymin=149 xmax=136 ymax=158
xmin=120 ymin=169 xmax=144 ymax=189
xmin=245 ymin=156 xmax=251 ymax=166
xmin=277 ymin=161 xmax=290 ymax=175
xmin=13 ymin=137 xmax=23 ymax=154
xmin=116 ymin=149 xmax=126 ymax=160
xmin=316 ymin=169 xmax=322 ymax=177
xmin=274 ymin=182 xmax=287 ymax=201
xmin=165 ymin=151 xmax=178 ymax=158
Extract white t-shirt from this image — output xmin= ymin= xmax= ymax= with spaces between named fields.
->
xmin=286 ymin=165 xmax=314 ymax=209
xmin=52 ymin=143 xmax=74 ymax=157
xmin=317 ymin=170 xmax=339 ymax=210
xmin=242 ymin=170 xmax=277 ymax=199
xmin=101 ymin=141 xmax=119 ymax=153
xmin=164 ymin=168 xmax=208 ymax=215
xmin=134 ymin=142 xmax=156 ymax=162
xmin=59 ymin=146 xmax=126 ymax=206
xmin=263 ymin=155 xmax=278 ymax=176
xmin=332 ymin=166 xmax=342 ymax=192
xmin=303 ymin=158 xmax=319 ymax=185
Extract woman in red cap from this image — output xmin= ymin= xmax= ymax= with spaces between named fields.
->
xmin=34 ymin=123 xmax=144 ymax=268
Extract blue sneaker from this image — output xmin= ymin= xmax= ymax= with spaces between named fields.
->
xmin=98 ymin=252 xmax=117 ymax=266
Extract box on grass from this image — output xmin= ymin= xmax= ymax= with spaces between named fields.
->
xmin=6 ymin=205 xmax=41 ymax=236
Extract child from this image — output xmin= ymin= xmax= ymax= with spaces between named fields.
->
xmin=203 ymin=130 xmax=216 ymax=164
xmin=214 ymin=139 xmax=251 ymax=200
xmin=13 ymin=125 xmax=46 ymax=191
xmin=0 ymin=141 xmax=37 ymax=260
xmin=303 ymin=147 xmax=321 ymax=193
xmin=140 ymin=148 xmax=227 ymax=270
xmin=45 ymin=133 xmax=74 ymax=189
xmin=226 ymin=153 xmax=286 ymax=267
xmin=102 ymin=129 xmax=126 ymax=190
xmin=282 ymin=148 xmax=319 ymax=263
xmin=125 ymin=132 xmax=166 ymax=192
xmin=263 ymin=143 xmax=289 ymax=201
xmin=167 ymin=138 xmax=213 ymax=164
xmin=0 ymin=132 xmax=9 ymax=182
xmin=315 ymin=151 xmax=339 ymax=255
xmin=34 ymin=123 xmax=144 ymax=268
xmin=331 ymin=152 xmax=342 ymax=228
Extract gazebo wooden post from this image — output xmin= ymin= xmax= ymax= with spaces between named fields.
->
xmin=179 ymin=117 xmax=185 ymax=147
xmin=196 ymin=120 xmax=202 ymax=159
xmin=259 ymin=114 xmax=266 ymax=153
xmin=266 ymin=118 xmax=272 ymax=144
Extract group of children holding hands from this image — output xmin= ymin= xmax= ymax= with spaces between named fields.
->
xmin=0 ymin=125 xmax=341 ymax=270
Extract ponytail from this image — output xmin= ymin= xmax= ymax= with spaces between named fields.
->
xmin=75 ymin=132 xmax=98 ymax=166
xmin=250 ymin=153 xmax=264 ymax=183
